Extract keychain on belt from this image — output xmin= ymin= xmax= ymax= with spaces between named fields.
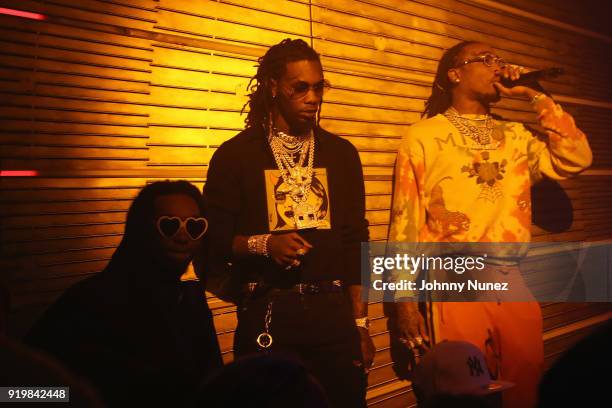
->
xmin=256 ymin=300 xmax=274 ymax=349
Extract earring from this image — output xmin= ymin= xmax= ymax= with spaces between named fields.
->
xmin=455 ymin=78 xmax=460 ymax=83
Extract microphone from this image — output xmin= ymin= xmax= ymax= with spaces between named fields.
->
xmin=501 ymin=67 xmax=564 ymax=88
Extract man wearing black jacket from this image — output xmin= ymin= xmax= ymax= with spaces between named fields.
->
xmin=203 ymin=39 xmax=374 ymax=407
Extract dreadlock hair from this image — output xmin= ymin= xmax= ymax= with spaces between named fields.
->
xmin=242 ymin=38 xmax=322 ymax=133
xmin=422 ymin=41 xmax=479 ymax=118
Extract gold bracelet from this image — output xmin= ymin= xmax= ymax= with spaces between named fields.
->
xmin=247 ymin=235 xmax=258 ymax=255
xmin=261 ymin=234 xmax=271 ymax=258
xmin=252 ymin=234 xmax=271 ymax=257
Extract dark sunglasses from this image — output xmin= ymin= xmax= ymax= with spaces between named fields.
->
xmin=156 ymin=216 xmax=208 ymax=240
xmin=286 ymin=79 xmax=331 ymax=99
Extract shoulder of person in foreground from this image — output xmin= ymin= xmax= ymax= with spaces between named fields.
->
xmin=0 ymin=335 xmax=105 ymax=407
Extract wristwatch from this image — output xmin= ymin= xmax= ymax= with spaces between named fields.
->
xmin=355 ymin=317 xmax=370 ymax=330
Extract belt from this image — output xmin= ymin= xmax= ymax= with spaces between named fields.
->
xmin=244 ymin=280 xmax=343 ymax=295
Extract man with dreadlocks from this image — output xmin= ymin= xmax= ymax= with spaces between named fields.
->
xmin=388 ymin=41 xmax=591 ymax=408
xmin=203 ymin=38 xmax=374 ymax=407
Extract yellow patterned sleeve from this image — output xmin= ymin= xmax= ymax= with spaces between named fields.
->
xmin=526 ymin=96 xmax=593 ymax=182
xmin=388 ymin=130 xmax=426 ymax=299
xmin=389 ymin=131 xmax=426 ymax=242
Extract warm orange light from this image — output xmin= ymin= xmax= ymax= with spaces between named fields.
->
xmin=0 ymin=170 xmax=39 ymax=177
xmin=0 ymin=7 xmax=46 ymax=20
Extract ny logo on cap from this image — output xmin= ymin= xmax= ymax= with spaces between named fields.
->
xmin=467 ymin=355 xmax=484 ymax=377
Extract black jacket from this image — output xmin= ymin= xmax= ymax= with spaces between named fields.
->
xmin=203 ymin=126 xmax=369 ymax=294
xmin=25 ymin=266 xmax=222 ymax=408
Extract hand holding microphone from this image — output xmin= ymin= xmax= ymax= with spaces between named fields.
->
xmin=501 ymin=67 xmax=564 ymax=88
xmin=494 ymin=65 xmax=563 ymax=100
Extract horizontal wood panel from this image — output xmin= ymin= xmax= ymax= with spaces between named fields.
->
xmin=0 ymin=186 xmax=141 ymax=203
xmin=160 ymin=0 xmax=310 ymax=34
xmin=0 ymin=13 xmax=154 ymax=50
xmin=0 ymin=199 xmax=131 ymax=217
xmin=313 ymin=0 xmax=569 ymax=65
xmin=0 ymin=0 xmax=157 ymax=30
xmin=147 ymin=145 xmax=212 ymax=164
xmin=149 ymin=126 xmax=236 ymax=147
xmin=1 ymin=92 xmax=153 ymax=115
xmin=0 ymin=53 xmax=152 ymax=82
xmin=3 ymin=211 xmax=127 ymax=229
xmin=324 ymin=70 xmax=431 ymax=99
xmin=155 ymin=8 xmax=310 ymax=47
xmin=150 ymin=66 xmax=250 ymax=93
xmin=1 ymin=145 xmax=148 ymax=161
xmin=2 ymin=68 xmax=151 ymax=95
xmin=542 ymin=302 xmax=610 ymax=331
xmin=1 ymin=111 xmax=148 ymax=129
xmin=368 ymin=383 xmax=415 ymax=407
xmin=149 ymin=87 xmax=248 ymax=112
xmin=0 ymin=38 xmax=151 ymax=72
xmin=0 ymin=133 xmax=147 ymax=148
xmin=48 ymin=0 xmax=158 ymax=21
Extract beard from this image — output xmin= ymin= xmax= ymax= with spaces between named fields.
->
xmin=481 ymin=85 xmax=501 ymax=105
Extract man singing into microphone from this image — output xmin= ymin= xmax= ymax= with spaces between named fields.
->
xmin=388 ymin=41 xmax=592 ymax=408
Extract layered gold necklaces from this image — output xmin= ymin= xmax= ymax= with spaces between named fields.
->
xmin=444 ymin=107 xmax=494 ymax=146
xmin=268 ymin=127 xmax=315 ymax=207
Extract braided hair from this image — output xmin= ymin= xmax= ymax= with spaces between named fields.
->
xmin=422 ymin=41 xmax=479 ymax=118
xmin=242 ymin=38 xmax=322 ymax=132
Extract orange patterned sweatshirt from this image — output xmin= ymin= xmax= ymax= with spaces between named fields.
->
xmin=388 ymin=96 xmax=592 ymax=249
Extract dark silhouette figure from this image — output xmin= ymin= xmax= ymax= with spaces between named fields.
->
xmin=195 ymin=352 xmax=329 ymax=408
xmin=25 ymin=181 xmax=222 ymax=408
xmin=538 ymin=322 xmax=611 ymax=408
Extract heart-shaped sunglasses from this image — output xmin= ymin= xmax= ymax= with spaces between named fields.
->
xmin=156 ymin=216 xmax=208 ymax=240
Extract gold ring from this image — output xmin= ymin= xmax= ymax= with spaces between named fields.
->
xmin=415 ymin=336 xmax=423 ymax=345
xmin=296 ymin=248 xmax=305 ymax=256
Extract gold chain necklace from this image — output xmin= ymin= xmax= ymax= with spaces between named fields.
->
xmin=444 ymin=107 xmax=494 ymax=145
xmin=268 ymin=128 xmax=315 ymax=205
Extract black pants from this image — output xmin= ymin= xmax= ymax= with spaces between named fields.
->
xmin=234 ymin=290 xmax=367 ymax=408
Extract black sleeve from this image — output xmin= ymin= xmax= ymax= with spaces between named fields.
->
xmin=202 ymin=142 xmax=242 ymax=265
xmin=342 ymin=141 xmax=369 ymax=286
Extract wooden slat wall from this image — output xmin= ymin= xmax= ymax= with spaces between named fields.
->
xmin=0 ymin=0 xmax=159 ymax=320
xmin=1 ymin=1 xmax=610 ymax=406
